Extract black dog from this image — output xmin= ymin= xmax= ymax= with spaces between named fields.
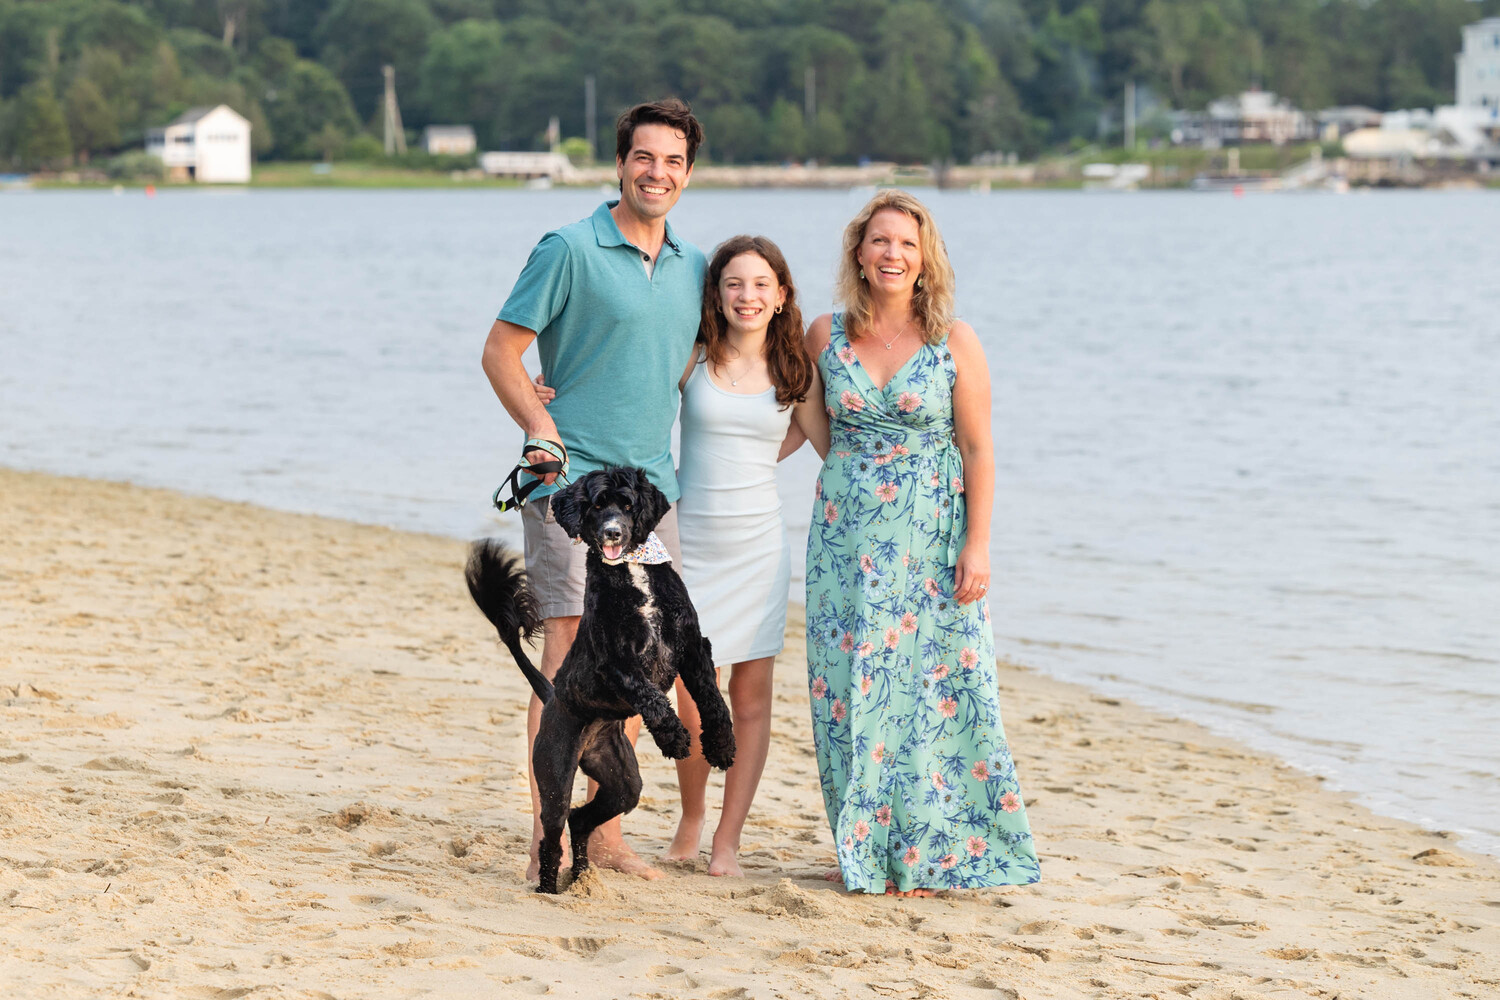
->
xmin=466 ymin=466 xmax=735 ymax=893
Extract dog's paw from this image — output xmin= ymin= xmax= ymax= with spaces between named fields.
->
xmin=702 ymin=728 xmax=737 ymax=771
xmin=653 ymin=721 xmax=692 ymax=760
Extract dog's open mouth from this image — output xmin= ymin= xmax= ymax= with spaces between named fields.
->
xmin=602 ymin=542 xmax=625 ymax=561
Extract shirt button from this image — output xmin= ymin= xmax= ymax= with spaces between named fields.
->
xmin=642 ymin=253 xmax=649 ymax=260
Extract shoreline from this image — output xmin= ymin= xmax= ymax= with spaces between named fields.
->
xmin=4 ymin=467 xmax=1498 ymax=998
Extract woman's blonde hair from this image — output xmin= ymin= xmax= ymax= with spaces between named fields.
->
xmin=835 ymin=189 xmax=955 ymax=346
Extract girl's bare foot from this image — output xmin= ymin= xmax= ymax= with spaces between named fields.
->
xmin=706 ymin=844 xmax=743 ymax=877
xmin=526 ymin=843 xmax=571 ymax=883
xmin=664 ymin=815 xmax=704 ymax=861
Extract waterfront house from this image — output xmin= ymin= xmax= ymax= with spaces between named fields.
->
xmin=1171 ymin=90 xmax=1315 ymax=147
xmin=145 ymin=105 xmax=251 ymax=183
xmin=422 ymin=125 xmax=476 ymax=156
xmin=1457 ymin=17 xmax=1500 ymax=110
xmin=477 ymin=151 xmax=579 ymax=182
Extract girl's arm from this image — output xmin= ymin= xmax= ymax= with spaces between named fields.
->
xmin=948 ymin=320 xmax=993 ymax=605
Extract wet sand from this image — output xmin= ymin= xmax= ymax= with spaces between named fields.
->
xmin=3 ymin=467 xmax=1497 ymax=999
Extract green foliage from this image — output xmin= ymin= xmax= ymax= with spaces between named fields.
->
xmin=106 ymin=147 xmax=166 ymax=179
xmin=0 ymin=0 xmax=1491 ymax=169
xmin=14 ymin=82 xmax=73 ymax=169
xmin=558 ymin=135 xmax=593 ymax=165
xmin=64 ymin=76 xmax=118 ymax=159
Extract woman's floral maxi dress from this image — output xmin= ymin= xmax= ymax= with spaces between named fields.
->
xmin=806 ymin=314 xmax=1040 ymax=893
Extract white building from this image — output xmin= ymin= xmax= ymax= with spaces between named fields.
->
xmin=1171 ymin=90 xmax=1314 ymax=147
xmin=1456 ymin=17 xmax=1500 ymax=110
xmin=478 ymin=151 xmax=579 ymax=181
xmin=423 ymin=125 xmax=476 ymax=156
xmin=145 ymin=105 xmax=252 ymax=183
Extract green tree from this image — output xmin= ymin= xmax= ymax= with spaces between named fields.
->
xmin=315 ymin=0 xmax=437 ymax=121
xmin=16 ymin=81 xmax=72 ymax=169
xmin=807 ymin=106 xmax=847 ymax=162
xmin=263 ymin=58 xmax=358 ymax=158
xmin=765 ymin=98 xmax=807 ymax=161
xmin=64 ymin=75 xmax=118 ymax=161
xmin=703 ymin=102 xmax=764 ymax=164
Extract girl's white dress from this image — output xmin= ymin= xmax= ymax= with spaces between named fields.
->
xmin=676 ymin=360 xmax=792 ymax=666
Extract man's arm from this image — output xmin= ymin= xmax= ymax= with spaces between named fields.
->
xmin=481 ymin=318 xmax=563 ymax=484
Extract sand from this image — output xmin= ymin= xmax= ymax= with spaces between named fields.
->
xmin=2 ymin=466 xmax=1498 ymax=1000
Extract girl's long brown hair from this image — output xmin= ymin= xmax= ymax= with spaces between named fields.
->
xmin=699 ymin=235 xmax=812 ymax=408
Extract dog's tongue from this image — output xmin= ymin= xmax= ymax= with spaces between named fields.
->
xmin=603 ymin=542 xmax=624 ymax=561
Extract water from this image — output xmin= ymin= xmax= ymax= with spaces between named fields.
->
xmin=4 ymin=187 xmax=1497 ymax=855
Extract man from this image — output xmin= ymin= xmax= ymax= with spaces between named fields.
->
xmin=481 ymin=99 xmax=706 ymax=882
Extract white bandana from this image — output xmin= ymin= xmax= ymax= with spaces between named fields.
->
xmin=595 ymin=531 xmax=673 ymax=566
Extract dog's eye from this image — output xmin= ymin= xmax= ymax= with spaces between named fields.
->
xmin=593 ymin=501 xmax=604 ymax=509
xmin=623 ymin=503 xmax=632 ymax=511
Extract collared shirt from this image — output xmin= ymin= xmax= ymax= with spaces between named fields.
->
xmin=499 ymin=201 xmax=706 ymax=502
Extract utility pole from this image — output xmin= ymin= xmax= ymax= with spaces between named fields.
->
xmin=585 ymin=75 xmax=597 ymax=159
xmin=1124 ymin=79 xmax=1136 ymax=150
xmin=382 ymin=65 xmax=406 ymax=156
xmin=805 ymin=66 xmax=816 ymax=121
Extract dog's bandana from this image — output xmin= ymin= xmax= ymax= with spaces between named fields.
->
xmin=597 ymin=531 xmax=672 ymax=566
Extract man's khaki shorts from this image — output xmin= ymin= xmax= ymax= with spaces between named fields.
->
xmin=521 ymin=496 xmax=681 ymax=620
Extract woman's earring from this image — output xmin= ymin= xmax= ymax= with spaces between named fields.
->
xmin=775 ymin=304 xmax=783 ymax=314
xmin=859 ymin=268 xmax=866 ymax=280
xmin=916 ymin=274 xmax=923 ymax=289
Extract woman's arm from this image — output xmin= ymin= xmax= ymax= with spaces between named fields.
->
xmin=947 ymin=320 xmax=993 ymax=605
xmin=777 ymin=419 xmax=808 ymax=461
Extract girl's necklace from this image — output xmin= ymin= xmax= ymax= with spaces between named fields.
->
xmin=721 ymin=356 xmax=755 ymax=387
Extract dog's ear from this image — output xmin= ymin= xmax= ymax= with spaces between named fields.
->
xmin=634 ymin=470 xmax=671 ymax=536
xmin=548 ymin=479 xmax=586 ymax=539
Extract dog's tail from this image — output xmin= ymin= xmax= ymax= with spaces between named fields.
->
xmin=465 ymin=540 xmax=552 ymax=704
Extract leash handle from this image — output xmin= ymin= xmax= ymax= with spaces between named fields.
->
xmin=492 ymin=438 xmax=570 ymax=513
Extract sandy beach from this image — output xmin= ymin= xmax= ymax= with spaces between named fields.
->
xmin=3 ymin=466 xmax=1497 ymax=1000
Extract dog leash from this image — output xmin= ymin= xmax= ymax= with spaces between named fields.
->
xmin=492 ymin=438 xmax=569 ymax=513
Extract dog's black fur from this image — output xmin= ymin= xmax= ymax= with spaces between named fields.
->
xmin=466 ymin=466 xmax=736 ymax=894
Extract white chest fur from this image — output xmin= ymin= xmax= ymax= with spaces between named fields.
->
xmin=630 ymin=563 xmax=660 ymax=626
xmin=627 ymin=564 xmax=664 ymax=660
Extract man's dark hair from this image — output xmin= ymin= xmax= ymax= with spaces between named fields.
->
xmin=615 ymin=98 xmax=704 ymax=167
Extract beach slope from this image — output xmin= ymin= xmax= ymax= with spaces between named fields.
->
xmin=2 ymin=467 xmax=1497 ymax=999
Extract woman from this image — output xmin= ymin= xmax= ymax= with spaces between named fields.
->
xmin=804 ymin=190 xmax=1039 ymax=896
xmin=534 ymin=236 xmax=828 ymax=877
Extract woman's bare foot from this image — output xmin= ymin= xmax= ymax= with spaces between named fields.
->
xmin=590 ymin=835 xmax=663 ymax=880
xmin=884 ymin=883 xmax=935 ymax=898
xmin=706 ymin=843 xmax=743 ymax=877
xmin=664 ymin=815 xmax=704 ymax=862
xmin=823 ymin=868 xmax=843 ymax=883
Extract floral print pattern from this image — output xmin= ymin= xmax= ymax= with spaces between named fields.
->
xmin=806 ymin=314 xmax=1040 ymax=894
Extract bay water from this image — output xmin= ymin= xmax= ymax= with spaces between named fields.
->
xmin=3 ymin=187 xmax=1496 ymax=855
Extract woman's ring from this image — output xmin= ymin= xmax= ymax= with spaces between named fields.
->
xmin=980 ymin=583 xmax=987 ymax=591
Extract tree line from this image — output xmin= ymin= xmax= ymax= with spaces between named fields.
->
xmin=3 ymin=0 xmax=1498 ymax=172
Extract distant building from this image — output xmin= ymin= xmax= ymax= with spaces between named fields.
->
xmin=1171 ymin=90 xmax=1314 ymax=147
xmin=422 ymin=125 xmax=476 ymax=156
xmin=1456 ymin=17 xmax=1500 ymax=110
xmin=145 ymin=105 xmax=251 ymax=183
xmin=1315 ymin=106 xmax=1382 ymax=141
xmin=478 ymin=151 xmax=579 ymax=181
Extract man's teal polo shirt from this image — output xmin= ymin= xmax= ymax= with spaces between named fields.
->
xmin=498 ymin=201 xmax=706 ymax=502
